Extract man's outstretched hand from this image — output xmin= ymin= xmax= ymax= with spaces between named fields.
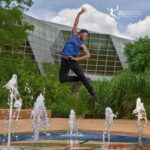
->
xmin=72 ymin=7 xmax=87 ymax=35
xmin=78 ymin=7 xmax=87 ymax=15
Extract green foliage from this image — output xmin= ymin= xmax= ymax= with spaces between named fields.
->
xmin=0 ymin=58 xmax=39 ymax=108
xmin=0 ymin=0 xmax=34 ymax=50
xmin=0 ymin=59 xmax=89 ymax=117
xmin=42 ymin=63 xmax=89 ymax=117
xmin=125 ymin=36 xmax=150 ymax=73
xmin=0 ymin=0 xmax=33 ymax=11
xmin=91 ymin=71 xmax=150 ymax=119
xmin=0 ymin=58 xmax=150 ymax=119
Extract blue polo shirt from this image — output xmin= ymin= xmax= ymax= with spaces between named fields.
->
xmin=62 ymin=35 xmax=84 ymax=57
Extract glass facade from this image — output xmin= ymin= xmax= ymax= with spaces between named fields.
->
xmin=0 ymin=40 xmax=35 ymax=60
xmin=52 ymin=31 xmax=126 ymax=76
xmin=0 ymin=15 xmax=131 ymax=78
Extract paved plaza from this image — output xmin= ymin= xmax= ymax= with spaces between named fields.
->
xmin=0 ymin=118 xmax=150 ymax=137
xmin=0 ymin=118 xmax=150 ymax=149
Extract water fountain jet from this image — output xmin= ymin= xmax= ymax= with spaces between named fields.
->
xmin=31 ymin=93 xmax=50 ymax=141
xmin=68 ymin=109 xmax=79 ymax=136
xmin=4 ymin=74 xmax=22 ymax=148
xmin=103 ymin=107 xmax=117 ymax=143
xmin=133 ymin=97 xmax=148 ymax=145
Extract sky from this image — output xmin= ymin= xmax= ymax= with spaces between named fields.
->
xmin=26 ymin=0 xmax=150 ymax=39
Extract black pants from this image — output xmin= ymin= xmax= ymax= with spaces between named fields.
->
xmin=59 ymin=58 xmax=96 ymax=97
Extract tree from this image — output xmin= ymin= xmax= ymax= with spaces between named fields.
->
xmin=0 ymin=0 xmax=34 ymax=52
xmin=124 ymin=36 xmax=150 ymax=73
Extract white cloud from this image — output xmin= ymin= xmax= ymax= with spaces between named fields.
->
xmin=50 ymin=4 xmax=120 ymax=35
xmin=27 ymin=3 xmax=150 ymax=40
xmin=126 ymin=16 xmax=150 ymax=39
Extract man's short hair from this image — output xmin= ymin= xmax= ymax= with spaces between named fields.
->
xmin=79 ymin=29 xmax=89 ymax=35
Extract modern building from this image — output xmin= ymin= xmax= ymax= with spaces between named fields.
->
xmin=1 ymin=14 xmax=132 ymax=80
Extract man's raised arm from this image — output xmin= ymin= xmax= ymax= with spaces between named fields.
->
xmin=72 ymin=7 xmax=87 ymax=35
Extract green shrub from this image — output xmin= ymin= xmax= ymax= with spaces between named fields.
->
xmin=0 ymin=58 xmax=150 ymax=119
xmin=92 ymin=71 xmax=150 ymax=119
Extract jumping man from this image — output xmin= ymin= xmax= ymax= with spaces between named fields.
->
xmin=59 ymin=7 xmax=99 ymax=101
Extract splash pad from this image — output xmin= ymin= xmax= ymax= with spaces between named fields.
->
xmin=0 ymin=75 xmax=150 ymax=150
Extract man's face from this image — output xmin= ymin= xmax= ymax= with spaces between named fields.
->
xmin=79 ymin=32 xmax=89 ymax=41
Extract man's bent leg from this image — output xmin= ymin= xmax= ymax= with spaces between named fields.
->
xmin=59 ymin=58 xmax=80 ymax=83
xmin=69 ymin=60 xmax=99 ymax=101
